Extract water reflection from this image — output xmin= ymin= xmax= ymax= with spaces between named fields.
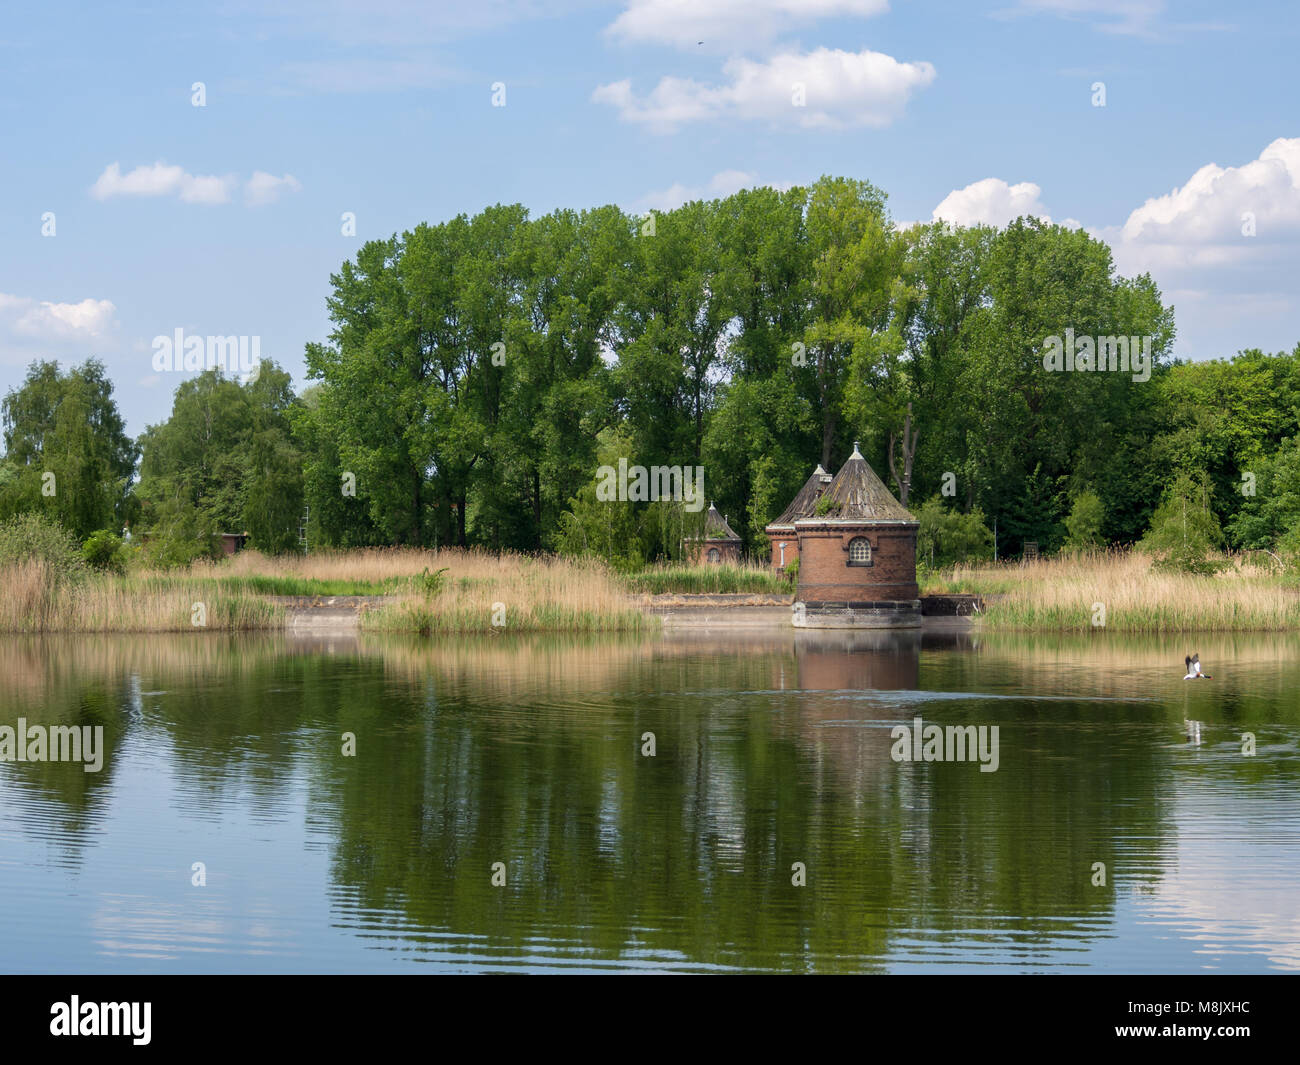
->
xmin=0 ymin=630 xmax=1297 ymax=972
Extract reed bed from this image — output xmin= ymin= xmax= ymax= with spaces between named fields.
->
xmin=928 ymin=550 xmax=1300 ymax=632
xmin=214 ymin=546 xmax=486 ymax=582
xmin=621 ymin=561 xmax=790 ymax=596
xmin=0 ymin=560 xmax=282 ymax=633
xmin=360 ymin=551 xmax=655 ymax=634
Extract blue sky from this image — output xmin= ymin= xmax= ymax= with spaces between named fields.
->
xmin=1 ymin=0 xmax=1297 ymax=437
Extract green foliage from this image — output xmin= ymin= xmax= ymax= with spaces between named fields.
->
xmin=621 ymin=564 xmax=787 ymax=595
xmin=1227 ymin=435 xmax=1300 ymax=557
xmin=82 ymin=529 xmax=129 ymax=574
xmin=139 ymin=493 xmax=222 ymax=569
xmin=416 ymin=567 xmax=449 ymax=596
xmin=0 ymin=360 xmax=137 ymax=538
xmin=554 ymin=428 xmax=651 ymax=566
xmin=0 ymin=513 xmax=86 ymax=584
xmin=136 ymin=364 xmax=303 ymax=557
xmin=1063 ymin=489 xmax=1106 ymax=551
xmin=13 ymin=182 xmax=1300 ymax=568
xmin=1140 ymin=471 xmax=1226 ymax=575
xmin=915 ymin=496 xmax=995 ymax=568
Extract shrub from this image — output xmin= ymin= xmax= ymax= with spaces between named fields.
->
xmin=1063 ymin=489 xmax=1105 ymax=551
xmin=0 ymin=512 xmax=86 ymax=585
xmin=83 ymin=529 xmax=129 ymax=574
xmin=916 ymin=496 xmax=995 ymax=567
xmin=1139 ymin=472 xmax=1225 ymax=575
xmin=415 ymin=566 xmax=449 ymax=596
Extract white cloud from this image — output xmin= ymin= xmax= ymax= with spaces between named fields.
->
xmin=594 ymin=47 xmax=935 ymax=132
xmin=0 ymin=293 xmax=116 ymax=352
xmin=1095 ymin=137 xmax=1300 ymax=356
xmin=607 ymin=0 xmax=890 ymax=51
xmin=932 ymin=178 xmax=1055 ymax=228
xmin=1105 ymin=137 xmax=1300 ymax=271
xmin=245 ymin=171 xmax=303 ymax=206
xmin=90 ymin=162 xmax=235 ymax=205
xmin=637 ymin=169 xmax=795 ymax=212
xmin=928 ymin=138 xmax=1300 ymax=358
xmin=90 ymin=162 xmax=308 ymax=207
xmin=1000 ymin=0 xmax=1165 ymax=36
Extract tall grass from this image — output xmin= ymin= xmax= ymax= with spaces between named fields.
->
xmin=622 ymin=561 xmax=790 ymax=596
xmin=0 ymin=560 xmax=282 ymax=633
xmin=927 ymin=549 xmax=1300 ymax=632
xmin=360 ymin=551 xmax=655 ymax=633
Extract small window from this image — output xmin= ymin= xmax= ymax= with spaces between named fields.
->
xmin=848 ymin=537 xmax=871 ymax=565
xmin=707 ymin=548 xmax=721 ymax=563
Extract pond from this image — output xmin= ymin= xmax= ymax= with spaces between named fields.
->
xmin=1 ymin=628 xmax=1297 ymax=973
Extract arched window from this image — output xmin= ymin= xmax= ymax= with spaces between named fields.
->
xmin=707 ymin=548 xmax=721 ymax=563
xmin=848 ymin=537 xmax=871 ymax=565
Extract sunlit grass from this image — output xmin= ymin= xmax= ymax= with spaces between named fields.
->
xmin=621 ymin=561 xmax=790 ymax=596
xmin=2 ymin=547 xmax=791 ymax=633
xmin=0 ymin=560 xmax=283 ymax=633
xmin=356 ymin=550 xmax=655 ymax=634
xmin=924 ymin=549 xmax=1300 ymax=632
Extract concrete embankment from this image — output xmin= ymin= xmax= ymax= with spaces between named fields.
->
xmin=271 ymin=595 xmax=386 ymax=635
xmin=639 ymin=593 xmax=984 ymax=632
xmin=274 ymin=592 xmax=988 ymax=637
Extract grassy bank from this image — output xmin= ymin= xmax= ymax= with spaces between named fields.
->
xmin=621 ymin=561 xmax=791 ymax=596
xmin=6 ymin=540 xmax=1300 ymax=634
xmin=0 ymin=560 xmax=283 ymax=633
xmin=3 ymin=547 xmax=789 ymax=633
xmin=925 ymin=551 xmax=1300 ymax=632
xmin=360 ymin=550 xmax=655 ymax=633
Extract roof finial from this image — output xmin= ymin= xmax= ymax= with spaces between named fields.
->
xmin=850 ymin=440 xmax=864 ymax=460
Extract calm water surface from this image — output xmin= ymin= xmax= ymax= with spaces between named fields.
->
xmin=1 ymin=629 xmax=1297 ymax=973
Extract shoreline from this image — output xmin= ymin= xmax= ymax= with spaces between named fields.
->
xmin=277 ymin=592 xmax=983 ymax=636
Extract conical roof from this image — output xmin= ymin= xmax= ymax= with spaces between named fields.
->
xmin=794 ymin=443 xmax=916 ymax=525
xmin=692 ymin=502 xmax=740 ymax=541
xmin=766 ymin=464 xmax=832 ymax=530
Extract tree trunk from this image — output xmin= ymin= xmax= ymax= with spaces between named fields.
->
xmin=888 ymin=403 xmax=920 ymax=507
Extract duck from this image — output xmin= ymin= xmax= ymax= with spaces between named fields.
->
xmin=1183 ymin=654 xmax=1211 ymax=680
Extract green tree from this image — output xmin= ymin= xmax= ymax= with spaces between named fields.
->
xmin=136 ymin=363 xmax=302 ymax=559
xmin=1063 ymin=489 xmax=1106 ymax=551
xmin=915 ymin=496 xmax=995 ymax=568
xmin=1140 ymin=471 xmax=1225 ymax=574
xmin=0 ymin=359 xmax=137 ymax=539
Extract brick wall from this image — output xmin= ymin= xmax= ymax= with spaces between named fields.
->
xmin=685 ymin=540 xmax=742 ymax=565
xmin=794 ymin=523 xmax=918 ymax=601
xmin=765 ymin=530 xmax=799 ymax=570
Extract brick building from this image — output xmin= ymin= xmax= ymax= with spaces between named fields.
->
xmin=763 ymin=464 xmax=832 ymax=570
xmin=683 ymin=502 xmax=742 ymax=565
xmin=791 ymin=443 xmax=920 ymax=629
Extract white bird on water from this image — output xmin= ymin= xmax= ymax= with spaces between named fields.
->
xmin=1183 ymin=653 xmax=1211 ymax=680
xmin=1182 ymin=654 xmax=1209 ymax=744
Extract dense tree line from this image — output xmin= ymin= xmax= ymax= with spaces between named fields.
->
xmin=3 ymin=175 xmax=1300 ymax=566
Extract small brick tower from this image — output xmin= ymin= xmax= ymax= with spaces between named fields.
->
xmin=684 ymin=502 xmax=742 ymax=565
xmin=792 ymin=443 xmax=920 ymax=628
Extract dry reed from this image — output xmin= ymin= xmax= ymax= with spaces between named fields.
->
xmin=930 ymin=550 xmax=1300 ymax=632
